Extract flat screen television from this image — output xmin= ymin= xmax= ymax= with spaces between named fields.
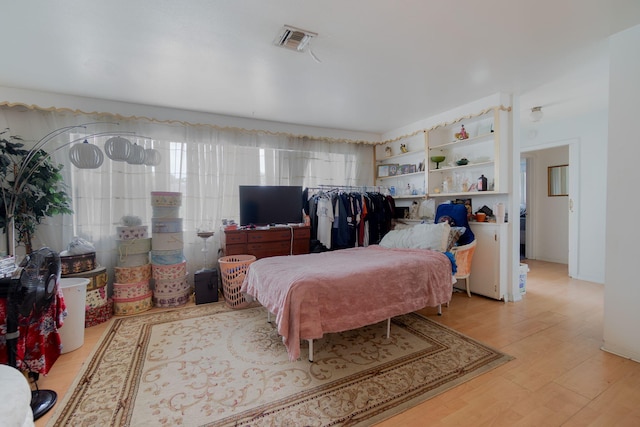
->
xmin=239 ymin=185 xmax=303 ymax=226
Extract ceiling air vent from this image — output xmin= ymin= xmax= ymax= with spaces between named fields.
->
xmin=274 ymin=25 xmax=317 ymax=52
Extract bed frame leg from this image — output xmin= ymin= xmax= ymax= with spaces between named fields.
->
xmin=308 ymin=339 xmax=314 ymax=362
xmin=267 ymin=311 xmax=271 ymax=323
xmin=386 ymin=318 xmax=391 ymax=339
xmin=437 ymin=304 xmax=442 ymax=316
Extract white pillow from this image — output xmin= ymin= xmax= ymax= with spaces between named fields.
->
xmin=379 ymin=222 xmax=451 ymax=252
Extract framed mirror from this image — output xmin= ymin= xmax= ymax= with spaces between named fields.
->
xmin=548 ymin=164 xmax=568 ymax=196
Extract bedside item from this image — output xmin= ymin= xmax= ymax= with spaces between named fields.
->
xmin=151 ymin=218 xmax=183 ymax=233
xmin=117 ymin=238 xmax=151 ymax=256
xmin=151 ymin=232 xmax=184 ymax=251
xmin=151 ymin=261 xmax=187 ymax=280
xmin=116 ymin=225 xmax=148 ymax=240
xmin=113 ymin=292 xmax=153 ymax=316
xmin=114 ymin=264 xmax=152 ymax=283
xmin=219 ymin=255 xmax=257 ymax=309
xmin=194 ymin=268 xmax=219 ymax=304
xmin=475 ymin=212 xmax=487 ymax=222
xmin=60 ymin=251 xmax=96 ymax=275
xmin=150 ymin=191 xmax=182 ymax=207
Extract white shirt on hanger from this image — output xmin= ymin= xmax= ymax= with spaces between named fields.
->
xmin=316 ymin=196 xmax=334 ymax=249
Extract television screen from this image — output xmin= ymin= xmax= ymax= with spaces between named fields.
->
xmin=239 ymin=185 xmax=303 ymax=226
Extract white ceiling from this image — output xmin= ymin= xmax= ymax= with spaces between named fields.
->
xmin=1 ymin=1 xmax=639 ymax=134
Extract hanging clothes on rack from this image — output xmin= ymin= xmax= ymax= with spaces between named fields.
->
xmin=304 ymin=186 xmax=394 ymax=250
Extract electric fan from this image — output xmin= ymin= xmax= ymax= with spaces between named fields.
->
xmin=0 ymin=247 xmax=61 ymax=420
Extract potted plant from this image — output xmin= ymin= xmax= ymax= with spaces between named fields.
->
xmin=0 ymin=129 xmax=73 ymax=255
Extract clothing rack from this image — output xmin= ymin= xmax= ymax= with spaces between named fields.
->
xmin=306 ymin=184 xmax=384 ymax=193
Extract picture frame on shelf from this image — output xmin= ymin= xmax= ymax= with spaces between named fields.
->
xmin=388 ymin=164 xmax=399 ymax=176
xmin=400 ymin=164 xmax=414 ymax=175
xmin=377 ymin=164 xmax=390 ymax=177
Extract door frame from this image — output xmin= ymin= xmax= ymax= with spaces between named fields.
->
xmin=521 ymin=138 xmax=579 ymax=278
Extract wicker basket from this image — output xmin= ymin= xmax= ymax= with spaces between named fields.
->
xmin=218 ymin=255 xmax=256 ymax=309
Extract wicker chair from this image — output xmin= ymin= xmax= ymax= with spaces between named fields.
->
xmin=451 ymin=239 xmax=477 ymax=297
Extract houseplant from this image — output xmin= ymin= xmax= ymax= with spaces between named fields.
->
xmin=0 ymin=129 xmax=73 ymax=255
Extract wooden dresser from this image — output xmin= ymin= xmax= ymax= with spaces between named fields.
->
xmin=222 ymin=226 xmax=311 ymax=259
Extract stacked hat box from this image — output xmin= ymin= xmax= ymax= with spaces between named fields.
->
xmin=113 ymin=217 xmax=153 ymax=315
xmin=151 ymin=191 xmax=190 ymax=307
xmin=60 ymin=252 xmax=111 ymax=327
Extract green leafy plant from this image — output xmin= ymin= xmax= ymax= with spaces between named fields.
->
xmin=0 ymin=128 xmax=73 ymax=254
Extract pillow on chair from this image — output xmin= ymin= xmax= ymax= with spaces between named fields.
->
xmin=446 ymin=226 xmax=466 ymax=251
xmin=379 ymin=222 xmax=451 ymax=252
xmin=435 ymin=203 xmax=475 ymax=246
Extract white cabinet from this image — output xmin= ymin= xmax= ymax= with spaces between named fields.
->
xmin=427 ymin=107 xmax=509 ymax=198
xmin=469 ymin=222 xmax=508 ymax=300
xmin=374 ymin=132 xmax=426 ymax=201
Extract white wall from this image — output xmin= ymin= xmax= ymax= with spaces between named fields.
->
xmin=521 ymin=110 xmax=608 ymax=283
xmin=603 ymin=24 xmax=640 ymax=362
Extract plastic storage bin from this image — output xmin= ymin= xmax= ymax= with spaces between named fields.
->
xmin=58 ymin=278 xmax=89 ymax=353
xmin=218 ymin=255 xmax=256 ymax=309
xmin=519 ymin=263 xmax=529 ymax=294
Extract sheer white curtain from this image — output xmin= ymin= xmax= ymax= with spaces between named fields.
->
xmin=0 ymin=108 xmax=373 ymax=278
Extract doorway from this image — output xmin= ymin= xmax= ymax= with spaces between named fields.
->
xmin=521 ymin=141 xmax=578 ymax=277
xmin=519 ymin=157 xmax=528 ymax=259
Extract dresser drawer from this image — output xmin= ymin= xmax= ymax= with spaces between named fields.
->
xmin=222 ymin=226 xmax=310 ymax=259
xmin=224 ymin=243 xmax=248 ymax=256
xmin=247 ymin=240 xmax=290 ymax=252
xmin=247 ymin=229 xmax=292 ymax=243
xmin=225 ymin=232 xmax=247 ymax=244
xmin=293 ymin=227 xmax=311 ymax=239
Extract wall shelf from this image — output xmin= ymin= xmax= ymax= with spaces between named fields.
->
xmin=428 ymin=132 xmax=493 ymax=150
xmin=393 ymin=194 xmax=426 ymax=200
xmin=428 ymin=161 xmax=494 ymax=173
xmin=376 ymin=150 xmax=422 ymax=163
xmin=429 ymin=190 xmax=506 ymax=198
xmin=377 ymin=171 xmax=425 ymax=180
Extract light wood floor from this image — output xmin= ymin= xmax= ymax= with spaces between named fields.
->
xmin=34 ymin=260 xmax=640 ymax=426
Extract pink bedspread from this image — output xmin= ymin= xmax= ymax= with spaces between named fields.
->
xmin=241 ymin=245 xmax=453 ymax=360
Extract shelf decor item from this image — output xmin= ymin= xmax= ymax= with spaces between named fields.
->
xmin=455 ymin=125 xmax=469 ymax=140
xmin=400 ymin=144 xmax=409 ymax=153
xmin=377 ymin=164 xmax=390 ymax=177
xmin=478 ymin=174 xmax=488 ymax=191
xmin=430 ymin=155 xmax=446 ymax=169
xmin=385 ymin=146 xmax=392 ymax=157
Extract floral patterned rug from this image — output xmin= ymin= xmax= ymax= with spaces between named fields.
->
xmin=47 ymin=302 xmax=512 ymax=426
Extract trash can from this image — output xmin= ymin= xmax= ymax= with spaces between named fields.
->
xmin=58 ymin=278 xmax=89 ymax=353
xmin=519 ymin=263 xmax=529 ymax=295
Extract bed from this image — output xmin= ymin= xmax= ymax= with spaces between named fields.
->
xmin=241 ymin=224 xmax=456 ymax=361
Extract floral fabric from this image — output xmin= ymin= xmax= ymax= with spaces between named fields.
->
xmin=0 ymin=287 xmax=66 ymax=375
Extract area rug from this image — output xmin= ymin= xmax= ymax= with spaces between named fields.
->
xmin=47 ymin=302 xmax=512 ymax=427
